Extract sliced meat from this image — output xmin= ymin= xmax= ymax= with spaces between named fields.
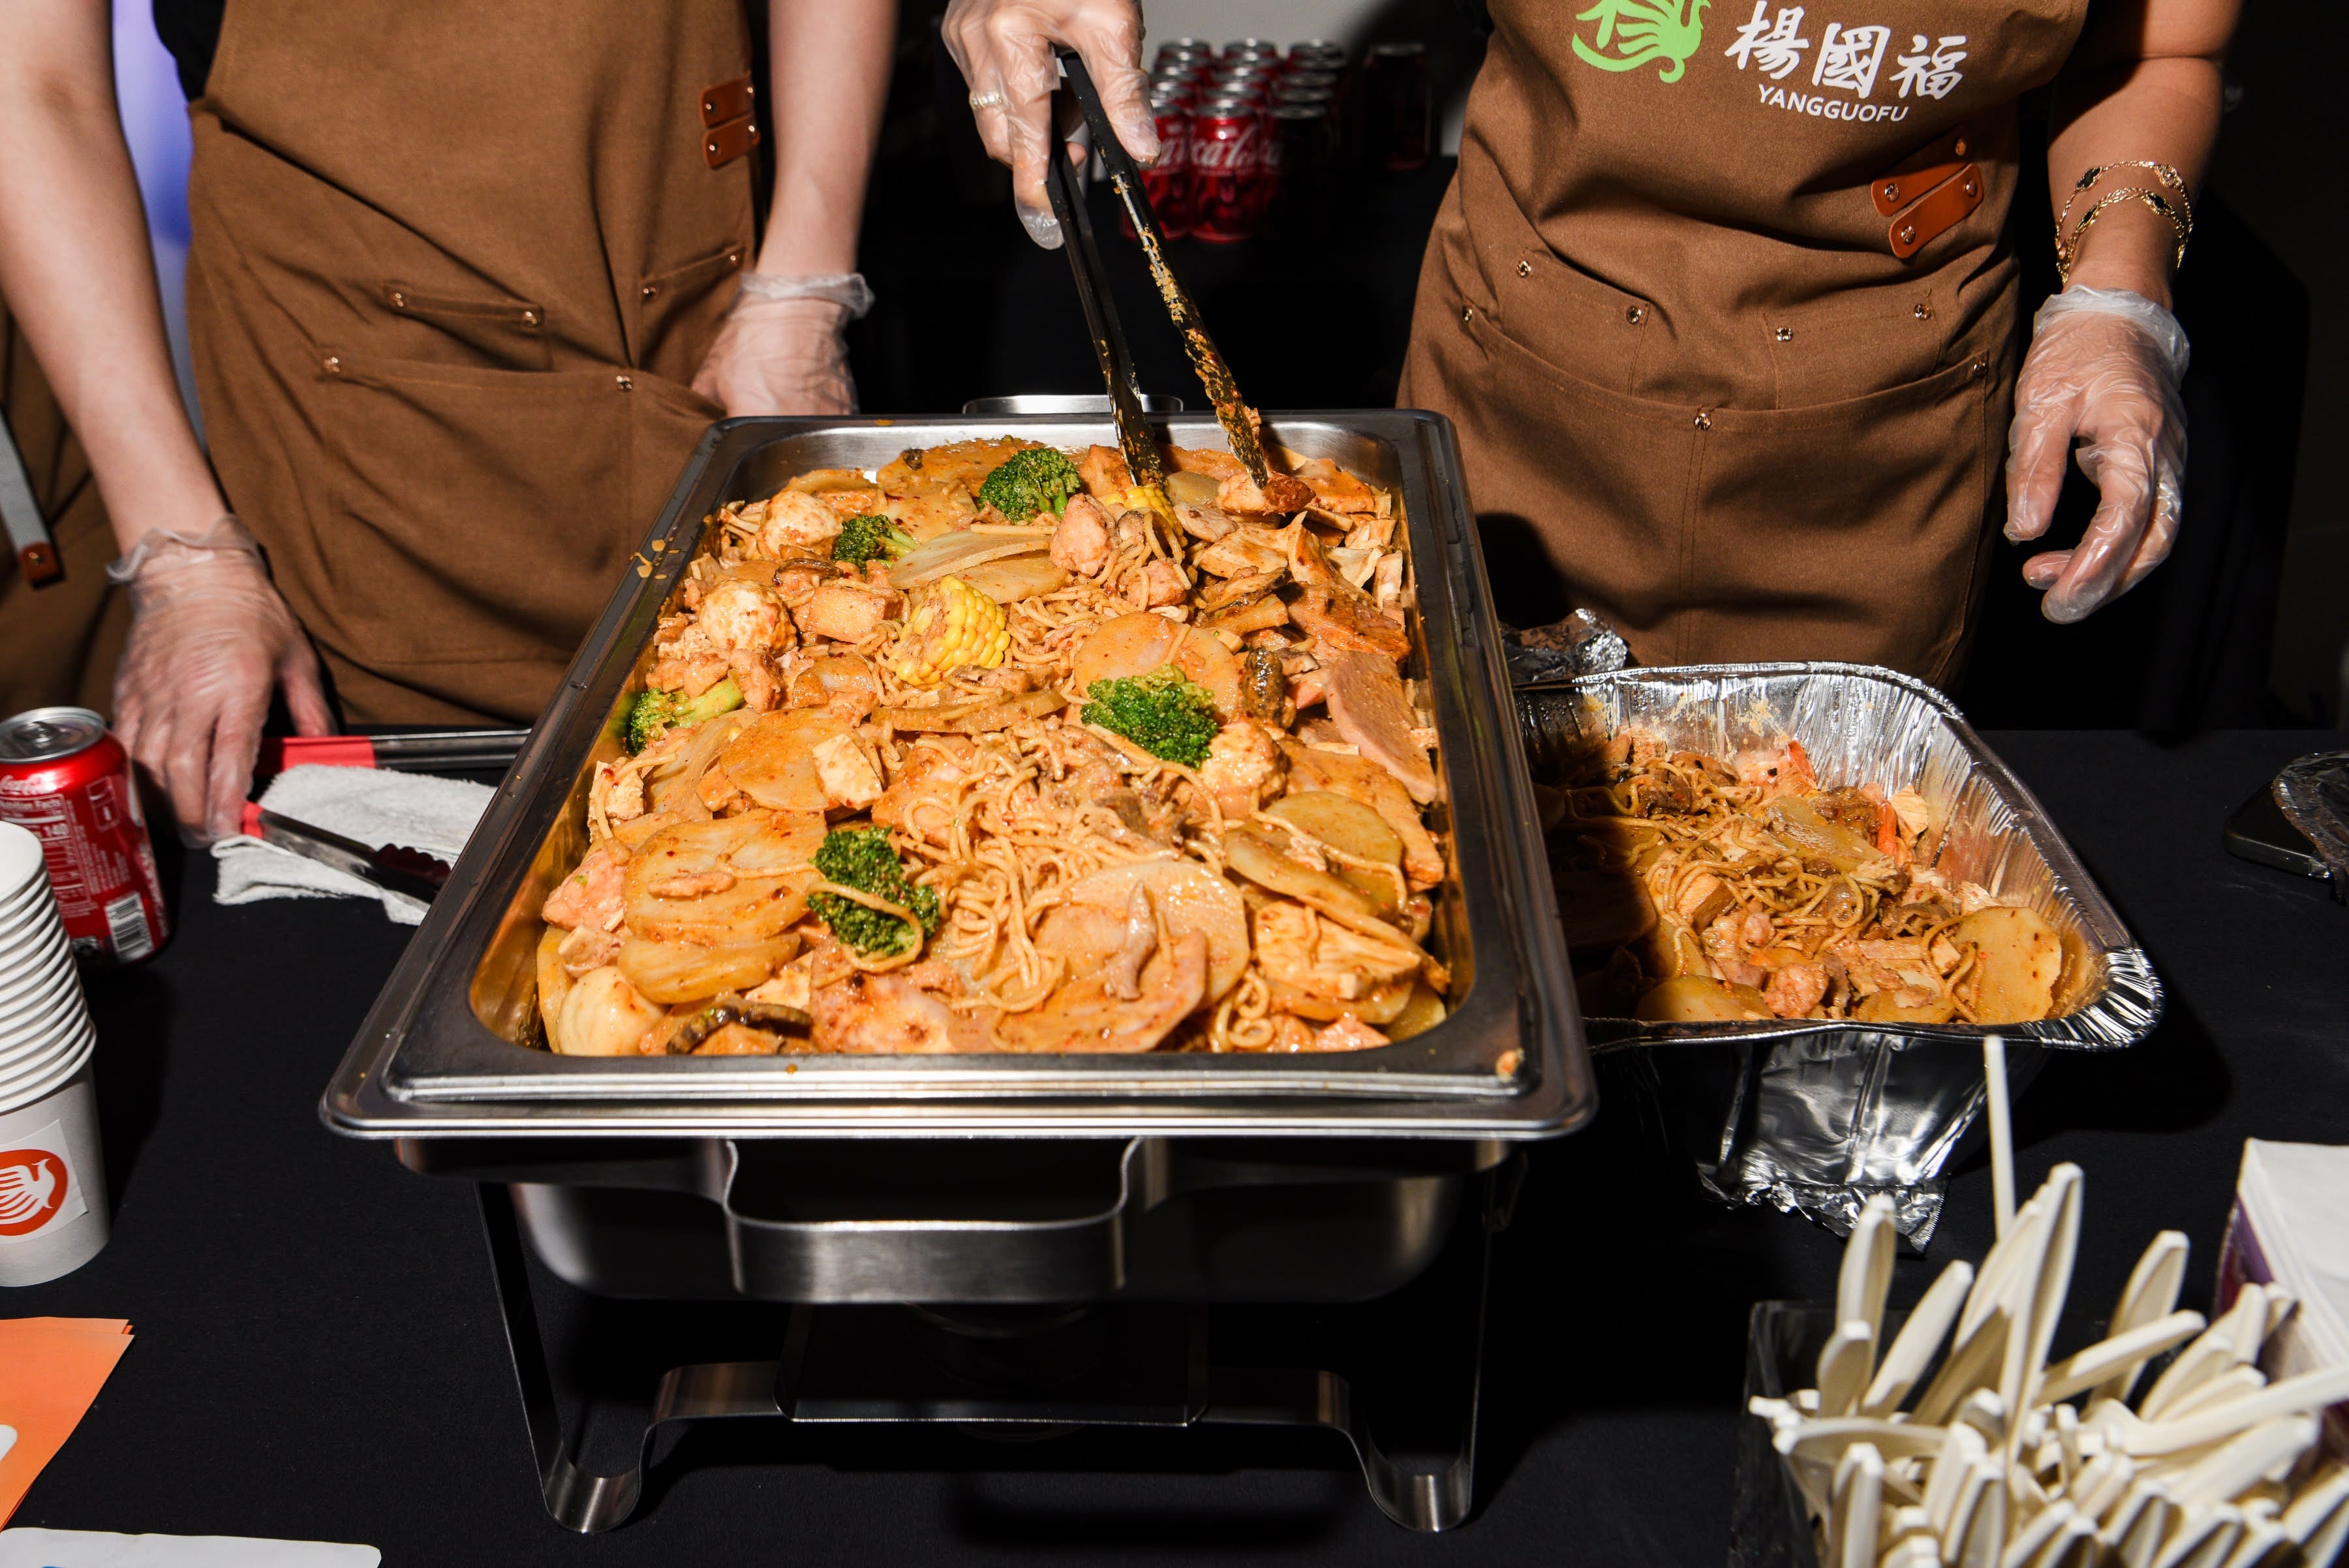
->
xmin=1290 ymin=458 xmax=1379 ymax=514
xmin=1319 ymin=649 xmax=1438 ymax=804
xmin=1290 ymin=589 xmax=1411 ymax=661
xmin=1076 ymin=444 xmax=1135 ymax=502
xmin=797 ymin=582 xmax=897 ymax=644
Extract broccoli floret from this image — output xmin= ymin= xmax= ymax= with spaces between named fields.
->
xmin=1081 ymin=667 xmax=1220 ymax=767
xmin=810 ymin=827 xmax=942 ymax=956
xmin=975 ymin=447 xmax=1086 ymax=521
xmin=624 ymin=675 xmax=743 ymax=754
xmin=831 ymin=513 xmax=917 ymax=566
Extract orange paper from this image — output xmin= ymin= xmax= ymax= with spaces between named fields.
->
xmin=0 ymin=1317 xmax=134 ymax=1525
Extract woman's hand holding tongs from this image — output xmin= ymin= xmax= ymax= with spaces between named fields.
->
xmin=943 ymin=0 xmax=1158 ymax=248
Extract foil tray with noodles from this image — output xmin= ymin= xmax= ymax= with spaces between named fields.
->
xmin=320 ymin=414 xmax=1588 ymax=1141
xmin=1517 ymin=664 xmax=2161 ymax=1240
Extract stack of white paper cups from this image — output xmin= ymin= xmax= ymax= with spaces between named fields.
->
xmin=0 ymin=821 xmax=110 ymax=1284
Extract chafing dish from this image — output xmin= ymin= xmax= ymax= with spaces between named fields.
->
xmin=1518 ymin=664 xmax=2161 ymax=1242
xmin=321 ymin=413 xmax=1588 ymax=1312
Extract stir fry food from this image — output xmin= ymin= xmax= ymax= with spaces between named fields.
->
xmin=1543 ymin=734 xmax=2066 ymax=1026
xmin=534 ymin=436 xmax=1453 ymax=1058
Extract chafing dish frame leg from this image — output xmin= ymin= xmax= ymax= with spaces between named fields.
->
xmin=479 ymin=1183 xmax=786 ymax=1534
xmin=476 ymin=1158 xmax=1524 ymax=1535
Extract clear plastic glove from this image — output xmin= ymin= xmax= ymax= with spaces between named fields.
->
xmin=108 ymin=520 xmax=333 ymax=844
xmin=942 ymin=0 xmax=1156 ymax=247
xmin=692 ymin=273 xmax=874 ymax=416
xmin=2004 ymin=286 xmax=2191 ymax=623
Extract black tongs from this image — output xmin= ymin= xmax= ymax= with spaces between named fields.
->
xmin=1043 ymin=50 xmax=1272 ymax=494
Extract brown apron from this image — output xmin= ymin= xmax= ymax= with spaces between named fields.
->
xmin=0 ymin=298 xmax=130 ymax=717
xmin=185 ymin=0 xmax=758 ymax=724
xmin=1400 ymin=0 xmax=2086 ymax=683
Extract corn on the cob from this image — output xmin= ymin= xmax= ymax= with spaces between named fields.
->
xmin=889 ymin=574 xmax=1009 ymax=687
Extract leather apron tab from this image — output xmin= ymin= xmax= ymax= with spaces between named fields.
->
xmin=1886 ymin=164 xmax=1985 ymax=259
xmin=703 ymin=117 xmax=761 ymax=170
xmin=700 ymin=73 xmax=754 ymax=127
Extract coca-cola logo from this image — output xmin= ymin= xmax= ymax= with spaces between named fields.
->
xmin=1188 ymin=123 xmax=1259 ymax=172
xmin=0 ymin=1148 xmax=67 ymax=1237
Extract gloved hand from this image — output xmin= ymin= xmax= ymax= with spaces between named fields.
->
xmin=942 ymin=0 xmax=1156 ymax=247
xmin=691 ymin=273 xmax=873 ymax=416
xmin=108 ymin=519 xmax=333 ymax=844
xmin=2004 ymin=286 xmax=2190 ymax=623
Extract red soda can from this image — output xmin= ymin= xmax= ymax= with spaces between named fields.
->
xmin=1210 ymin=68 xmax=1278 ymax=106
xmin=1188 ymin=102 xmax=1263 ymax=242
xmin=1128 ymin=95 xmax=1192 ymax=239
xmin=1219 ymin=37 xmax=1282 ymax=63
xmin=0 ymin=708 xmax=168 ymax=963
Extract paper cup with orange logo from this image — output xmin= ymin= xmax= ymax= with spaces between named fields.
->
xmin=0 ymin=1063 xmax=108 ymax=1285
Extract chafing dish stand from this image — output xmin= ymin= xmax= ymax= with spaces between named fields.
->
xmin=476 ymin=1156 xmax=1525 ymax=1534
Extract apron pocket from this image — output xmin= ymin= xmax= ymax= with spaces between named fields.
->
xmin=1488 ymin=247 xmax=1663 ymax=401
xmin=630 ymin=240 xmax=750 ymax=387
xmin=378 ymin=281 xmax=552 ymax=371
xmin=1760 ymin=285 xmax=1948 ymax=408
xmin=312 ymin=352 xmax=644 ymax=665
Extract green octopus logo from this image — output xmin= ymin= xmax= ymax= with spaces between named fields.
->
xmin=1572 ymin=0 xmax=1712 ymax=82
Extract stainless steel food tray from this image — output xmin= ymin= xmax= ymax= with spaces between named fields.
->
xmin=1517 ymin=664 xmax=2162 ymax=1237
xmin=322 ymin=413 xmax=1589 ymax=1139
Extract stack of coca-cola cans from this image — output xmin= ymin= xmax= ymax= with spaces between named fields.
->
xmin=1138 ymin=37 xmax=1358 ymax=243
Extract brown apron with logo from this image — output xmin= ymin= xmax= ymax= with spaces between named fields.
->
xmin=185 ymin=1 xmax=760 ymax=723
xmin=1400 ymin=0 xmax=2086 ymax=683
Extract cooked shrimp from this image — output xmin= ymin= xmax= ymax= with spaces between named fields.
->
xmin=788 ymin=653 xmax=882 ymax=720
xmin=809 ymin=970 xmax=958 ymax=1053
xmin=1199 ymin=720 xmax=1282 ymax=820
xmin=1051 ymin=493 xmax=1114 ymax=577
xmin=543 ymin=844 xmax=626 ymax=930
xmin=756 ymin=490 xmax=844 ymax=557
xmin=1764 ymin=962 xmax=1830 ymax=1018
xmin=1128 ymin=557 xmax=1188 ymax=609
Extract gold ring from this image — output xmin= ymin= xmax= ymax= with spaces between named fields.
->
xmin=968 ymin=90 xmax=1006 ymax=110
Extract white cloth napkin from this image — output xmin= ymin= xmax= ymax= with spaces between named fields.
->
xmin=0 ymin=1531 xmax=379 ymax=1567
xmin=209 ymin=764 xmax=493 ymax=927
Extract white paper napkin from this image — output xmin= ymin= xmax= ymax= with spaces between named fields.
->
xmin=209 ymin=764 xmax=493 ymax=927
xmin=0 ymin=1532 xmax=378 ymax=1567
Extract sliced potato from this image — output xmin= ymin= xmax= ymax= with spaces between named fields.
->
xmin=1165 ymin=470 xmax=1222 ymax=509
xmin=1265 ymin=791 xmax=1404 ymax=914
xmin=1950 ymin=905 xmax=2062 ymax=1024
xmin=1224 ymin=823 xmax=1387 ymax=932
xmin=622 ymin=812 xmax=821 ymax=945
xmin=1264 ymin=972 xmax=1415 ymax=1025
xmin=1855 ymin=991 xmax=1959 ymax=1026
xmin=1635 ymin=976 xmax=1771 ymax=1024
xmin=1386 ymin=982 xmax=1449 ymax=1041
xmin=535 ymin=926 xmax=574 ymax=1049
xmin=617 ymin=933 xmax=802 ymax=1006
xmin=1641 ymin=913 xmax=1708 ymax=981
xmin=955 ymin=552 xmax=1069 ymax=603
xmin=1071 ymin=611 xmax=1186 ymax=690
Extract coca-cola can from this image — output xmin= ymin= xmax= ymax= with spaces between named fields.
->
xmin=1360 ymin=40 xmax=1432 ymax=171
xmin=1219 ymin=37 xmax=1282 ymax=62
xmin=1128 ymin=97 xmax=1193 ymax=239
xmin=1210 ymin=66 xmax=1280 ymax=104
xmin=1288 ymin=40 xmax=1347 ymax=69
xmin=0 ymin=708 xmax=168 ymax=964
xmin=1188 ymin=102 xmax=1263 ymax=242
xmin=1278 ymin=69 xmax=1342 ymax=99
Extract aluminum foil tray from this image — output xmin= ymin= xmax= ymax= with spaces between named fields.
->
xmin=321 ymin=413 xmax=1589 ymax=1141
xmin=1517 ymin=664 xmax=2162 ymax=1239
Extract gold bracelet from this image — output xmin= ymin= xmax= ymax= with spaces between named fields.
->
xmin=2057 ymin=187 xmax=2190 ymax=286
xmin=2056 ymin=159 xmax=2189 ymax=239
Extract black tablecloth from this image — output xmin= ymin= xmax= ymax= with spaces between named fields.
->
xmin=12 ymin=730 xmax=2348 ymax=1564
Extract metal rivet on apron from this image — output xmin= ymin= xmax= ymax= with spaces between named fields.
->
xmin=1461 ymin=305 xmax=1474 ymax=324
xmin=1773 ymin=326 xmax=1792 ymax=343
xmin=521 ymin=309 xmax=540 ymax=326
xmin=389 ymin=290 xmax=407 ymax=309
xmin=1963 ymin=176 xmax=1980 ymax=199
xmin=641 ymin=283 xmax=660 ymax=301
xmin=1516 ymin=260 xmax=1531 ymax=278
xmin=1881 ymin=180 xmax=1901 ymax=204
xmin=707 ymin=139 xmax=721 ymax=157
xmin=323 ymin=355 xmax=341 ymax=375
xmin=1693 ymin=410 xmax=1712 ymax=431
xmin=1969 ymin=360 xmax=1987 ymax=378
xmin=1954 ymin=138 xmax=1969 ymax=158
xmin=1625 ymin=305 xmax=1647 ymax=325
xmin=616 ymin=373 xmax=634 ymax=391
xmin=1897 ymin=223 xmax=1917 ymax=246
xmin=1913 ymin=302 xmax=1933 ymax=321
xmin=726 ymin=251 xmax=742 ymax=268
